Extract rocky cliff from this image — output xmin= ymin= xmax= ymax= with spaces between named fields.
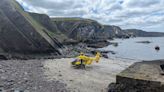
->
xmin=0 ymin=0 xmax=63 ymax=55
xmin=51 ymin=18 xmax=164 ymax=42
xmin=51 ymin=18 xmax=105 ymax=41
xmin=103 ymin=25 xmax=130 ymax=38
xmin=125 ymin=29 xmax=164 ymax=37
xmin=29 ymin=13 xmax=68 ymax=43
xmin=51 ymin=18 xmax=132 ymax=41
xmin=0 ymin=0 xmax=164 ymax=57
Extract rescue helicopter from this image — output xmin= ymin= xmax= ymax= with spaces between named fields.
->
xmin=71 ymin=52 xmax=101 ymax=69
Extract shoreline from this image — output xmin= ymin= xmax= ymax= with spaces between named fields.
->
xmin=0 ymin=58 xmax=136 ymax=92
xmin=43 ymin=58 xmax=135 ymax=92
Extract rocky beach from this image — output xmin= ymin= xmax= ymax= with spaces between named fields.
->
xmin=0 ymin=58 xmax=135 ymax=92
xmin=0 ymin=0 xmax=164 ymax=92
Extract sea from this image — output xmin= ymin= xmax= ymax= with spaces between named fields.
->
xmin=101 ymin=37 xmax=164 ymax=61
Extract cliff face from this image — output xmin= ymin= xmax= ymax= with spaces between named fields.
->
xmin=51 ymin=18 xmax=128 ymax=41
xmin=52 ymin=18 xmax=164 ymax=42
xmin=0 ymin=0 xmax=163 ymax=55
xmin=0 ymin=0 xmax=63 ymax=55
xmin=125 ymin=29 xmax=164 ymax=37
xmin=29 ymin=13 xmax=68 ymax=43
xmin=103 ymin=25 xmax=129 ymax=38
xmin=51 ymin=18 xmax=106 ymax=41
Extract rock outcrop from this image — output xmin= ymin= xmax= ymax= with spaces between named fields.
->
xmin=103 ymin=25 xmax=130 ymax=38
xmin=51 ymin=18 xmax=129 ymax=41
xmin=108 ymin=60 xmax=164 ymax=92
xmin=29 ymin=13 xmax=68 ymax=43
xmin=51 ymin=18 xmax=105 ymax=41
xmin=52 ymin=18 xmax=164 ymax=42
xmin=125 ymin=29 xmax=164 ymax=37
xmin=0 ymin=0 xmax=63 ymax=55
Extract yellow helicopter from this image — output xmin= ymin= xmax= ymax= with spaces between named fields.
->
xmin=71 ymin=52 xmax=101 ymax=68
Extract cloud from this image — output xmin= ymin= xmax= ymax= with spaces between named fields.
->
xmin=123 ymin=0 xmax=160 ymax=8
xmin=16 ymin=0 xmax=164 ymax=32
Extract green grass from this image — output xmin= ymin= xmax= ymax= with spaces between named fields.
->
xmin=51 ymin=17 xmax=95 ymax=23
xmin=12 ymin=0 xmax=46 ymax=32
xmin=12 ymin=0 xmax=56 ymax=46
xmin=11 ymin=0 xmax=68 ymax=44
xmin=13 ymin=0 xmax=69 ymax=43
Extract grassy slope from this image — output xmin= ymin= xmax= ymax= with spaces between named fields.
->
xmin=51 ymin=17 xmax=100 ymax=33
xmin=11 ymin=0 xmax=61 ymax=46
xmin=51 ymin=17 xmax=105 ymax=41
xmin=30 ymin=14 xmax=68 ymax=42
xmin=51 ymin=17 xmax=93 ymax=22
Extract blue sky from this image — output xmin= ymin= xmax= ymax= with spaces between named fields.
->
xmin=16 ymin=0 xmax=164 ymax=32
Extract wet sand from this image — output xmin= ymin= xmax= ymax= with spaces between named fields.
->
xmin=44 ymin=58 xmax=135 ymax=92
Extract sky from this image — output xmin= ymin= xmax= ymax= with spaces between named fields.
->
xmin=16 ymin=0 xmax=164 ymax=32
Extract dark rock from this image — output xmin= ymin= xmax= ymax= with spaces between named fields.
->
xmin=87 ymin=40 xmax=110 ymax=48
xmin=58 ymin=74 xmax=62 ymax=77
xmin=109 ymin=42 xmax=118 ymax=47
xmin=0 ymin=55 xmax=7 ymax=60
xmin=136 ymin=41 xmax=152 ymax=44
xmin=155 ymin=46 xmax=160 ymax=51
xmin=62 ymin=39 xmax=79 ymax=45
xmin=160 ymin=64 xmax=164 ymax=75
xmin=91 ymin=50 xmax=116 ymax=58
xmin=87 ymin=43 xmax=108 ymax=48
xmin=69 ymin=80 xmax=73 ymax=82
xmin=102 ymin=54 xmax=109 ymax=58
xmin=91 ymin=50 xmax=116 ymax=55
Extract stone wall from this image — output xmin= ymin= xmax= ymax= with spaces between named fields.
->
xmin=108 ymin=60 xmax=164 ymax=92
